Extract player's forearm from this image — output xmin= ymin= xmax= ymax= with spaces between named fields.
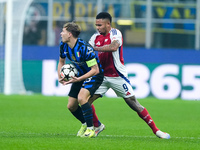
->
xmin=78 ymin=65 xmax=99 ymax=81
xmin=94 ymin=40 xmax=119 ymax=52
xmin=57 ymin=57 xmax=66 ymax=78
xmin=57 ymin=62 xmax=65 ymax=78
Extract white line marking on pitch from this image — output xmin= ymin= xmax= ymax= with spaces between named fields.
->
xmin=1 ymin=132 xmax=200 ymax=140
xmin=99 ymin=134 xmax=200 ymax=140
xmin=68 ymin=134 xmax=200 ymax=140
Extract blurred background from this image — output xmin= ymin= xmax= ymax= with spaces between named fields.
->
xmin=0 ymin=0 xmax=200 ymax=100
xmin=16 ymin=0 xmax=200 ymax=48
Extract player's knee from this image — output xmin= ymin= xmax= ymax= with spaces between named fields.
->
xmin=124 ymin=96 xmax=144 ymax=112
xmin=130 ymin=96 xmax=144 ymax=111
xmin=88 ymin=94 xmax=101 ymax=104
xmin=128 ymin=95 xmax=137 ymax=102
xmin=67 ymin=104 xmax=73 ymax=111
xmin=67 ymin=103 xmax=77 ymax=112
xmin=77 ymin=97 xmax=82 ymax=104
xmin=77 ymin=97 xmax=87 ymax=105
xmin=131 ymin=95 xmax=135 ymax=100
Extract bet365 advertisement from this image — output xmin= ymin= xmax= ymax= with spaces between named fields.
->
xmin=22 ymin=46 xmax=200 ymax=100
xmin=41 ymin=60 xmax=200 ymax=100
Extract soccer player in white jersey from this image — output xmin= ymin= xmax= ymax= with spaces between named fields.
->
xmin=89 ymin=12 xmax=170 ymax=139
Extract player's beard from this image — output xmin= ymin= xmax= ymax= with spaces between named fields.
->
xmin=99 ymin=28 xmax=108 ymax=36
xmin=99 ymin=31 xmax=106 ymax=36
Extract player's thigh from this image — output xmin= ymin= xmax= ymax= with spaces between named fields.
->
xmin=68 ymin=81 xmax=83 ymax=99
xmin=82 ymin=74 xmax=104 ymax=97
xmin=107 ymin=77 xmax=135 ymax=98
xmin=94 ymin=77 xmax=109 ymax=96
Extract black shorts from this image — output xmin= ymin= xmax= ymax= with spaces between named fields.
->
xmin=68 ymin=73 xmax=104 ymax=99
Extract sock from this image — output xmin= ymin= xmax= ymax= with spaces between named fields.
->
xmin=87 ymin=126 xmax=94 ymax=130
xmin=81 ymin=102 xmax=93 ymax=127
xmin=138 ymin=108 xmax=159 ymax=134
xmin=71 ymin=105 xmax=85 ymax=124
xmin=91 ymin=104 xmax=101 ymax=127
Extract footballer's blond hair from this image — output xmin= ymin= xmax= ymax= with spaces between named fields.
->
xmin=63 ymin=22 xmax=81 ymax=38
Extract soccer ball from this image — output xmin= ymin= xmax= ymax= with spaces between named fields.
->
xmin=60 ymin=64 xmax=78 ymax=81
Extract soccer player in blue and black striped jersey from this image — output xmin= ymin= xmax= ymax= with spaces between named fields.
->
xmin=57 ymin=22 xmax=104 ymax=138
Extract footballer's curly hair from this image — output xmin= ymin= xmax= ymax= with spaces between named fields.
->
xmin=96 ymin=12 xmax=112 ymax=23
xmin=63 ymin=22 xmax=81 ymax=38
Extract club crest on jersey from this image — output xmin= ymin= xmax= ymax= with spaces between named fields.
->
xmin=71 ymin=55 xmax=76 ymax=61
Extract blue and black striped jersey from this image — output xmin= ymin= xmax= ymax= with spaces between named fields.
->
xmin=59 ymin=38 xmax=104 ymax=76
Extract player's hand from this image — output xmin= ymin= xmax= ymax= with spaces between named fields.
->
xmin=63 ymin=76 xmax=81 ymax=85
xmin=58 ymin=77 xmax=67 ymax=85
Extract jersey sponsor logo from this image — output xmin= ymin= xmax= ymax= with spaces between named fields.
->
xmin=96 ymin=41 xmax=100 ymax=46
xmin=105 ymin=39 xmax=108 ymax=42
xmin=64 ymin=52 xmax=68 ymax=54
xmin=72 ymin=61 xmax=85 ymax=66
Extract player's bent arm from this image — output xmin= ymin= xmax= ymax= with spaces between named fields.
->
xmin=94 ymin=40 xmax=120 ymax=52
xmin=64 ymin=58 xmax=99 ymax=84
xmin=57 ymin=57 xmax=66 ymax=79
xmin=78 ymin=64 xmax=99 ymax=81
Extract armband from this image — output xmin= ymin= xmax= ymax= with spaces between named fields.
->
xmin=86 ymin=58 xmax=97 ymax=67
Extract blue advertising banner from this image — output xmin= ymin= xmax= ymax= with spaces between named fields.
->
xmin=22 ymin=46 xmax=200 ymax=64
xmin=22 ymin=46 xmax=200 ymax=100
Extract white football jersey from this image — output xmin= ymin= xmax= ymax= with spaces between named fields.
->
xmin=89 ymin=28 xmax=128 ymax=78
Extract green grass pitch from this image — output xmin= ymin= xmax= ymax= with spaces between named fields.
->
xmin=0 ymin=94 xmax=199 ymax=150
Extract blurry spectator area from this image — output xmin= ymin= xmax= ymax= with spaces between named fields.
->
xmin=53 ymin=21 xmax=65 ymax=45
xmin=23 ymin=3 xmax=47 ymax=45
xmin=23 ymin=21 xmax=47 ymax=45
xmin=125 ymin=30 xmax=146 ymax=47
xmin=20 ymin=0 xmax=199 ymax=50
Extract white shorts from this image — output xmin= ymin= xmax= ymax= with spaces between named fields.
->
xmin=94 ymin=76 xmax=135 ymax=98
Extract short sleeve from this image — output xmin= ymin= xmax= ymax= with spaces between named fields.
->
xmin=59 ymin=42 xmax=66 ymax=58
xmin=89 ymin=33 xmax=97 ymax=47
xmin=110 ymin=29 xmax=122 ymax=47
